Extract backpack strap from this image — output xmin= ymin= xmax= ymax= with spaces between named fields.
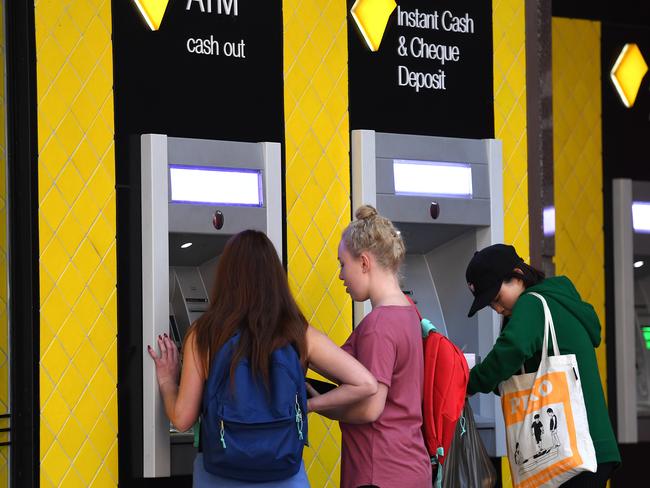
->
xmin=421 ymin=318 xmax=437 ymax=338
xmin=432 ymin=446 xmax=445 ymax=488
xmin=193 ymin=418 xmax=201 ymax=449
xmin=422 ymin=323 xmax=440 ymax=461
xmin=201 ymin=334 xmax=240 ymax=420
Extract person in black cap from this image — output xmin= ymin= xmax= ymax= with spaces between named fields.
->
xmin=465 ymin=244 xmax=620 ymax=487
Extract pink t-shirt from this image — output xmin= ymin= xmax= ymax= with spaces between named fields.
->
xmin=340 ymin=305 xmax=432 ymax=488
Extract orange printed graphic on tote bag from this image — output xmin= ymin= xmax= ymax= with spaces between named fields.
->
xmin=503 ymin=371 xmax=585 ymax=487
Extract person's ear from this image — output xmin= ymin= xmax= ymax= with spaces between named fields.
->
xmin=360 ymin=252 xmax=371 ymax=273
xmin=513 ymin=267 xmax=524 ymax=275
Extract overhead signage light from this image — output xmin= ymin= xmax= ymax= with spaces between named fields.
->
xmin=393 ymin=160 xmax=473 ymax=198
xmin=632 ymin=202 xmax=650 ymax=233
xmin=610 ymin=43 xmax=648 ymax=108
xmin=543 ymin=207 xmax=555 ymax=237
xmin=169 ymin=166 xmax=263 ymax=207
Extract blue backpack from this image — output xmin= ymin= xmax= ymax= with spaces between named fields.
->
xmin=201 ymin=333 xmax=308 ymax=481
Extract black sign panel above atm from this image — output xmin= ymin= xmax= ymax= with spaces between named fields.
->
xmin=112 ymin=0 xmax=284 ymax=142
xmin=348 ymin=0 xmax=494 ymax=139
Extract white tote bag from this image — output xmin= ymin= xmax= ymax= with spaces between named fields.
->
xmin=498 ymin=292 xmax=597 ymax=488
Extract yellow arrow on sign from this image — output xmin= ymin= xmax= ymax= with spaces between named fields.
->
xmin=133 ymin=0 xmax=170 ymax=31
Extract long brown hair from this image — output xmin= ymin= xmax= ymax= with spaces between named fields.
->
xmin=190 ymin=230 xmax=308 ymax=386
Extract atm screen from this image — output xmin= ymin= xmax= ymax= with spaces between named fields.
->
xmin=169 ymin=165 xmax=263 ymax=207
xmin=393 ymin=159 xmax=473 ymax=198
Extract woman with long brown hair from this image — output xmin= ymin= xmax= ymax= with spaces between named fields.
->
xmin=148 ymin=230 xmax=377 ymax=487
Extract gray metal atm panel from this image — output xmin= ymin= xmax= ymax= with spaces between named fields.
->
xmin=350 ymin=129 xmax=506 ymax=456
xmin=168 ymin=205 xmax=267 ymax=235
xmin=377 ymin=195 xmax=490 ymax=227
xmin=425 ymin=231 xmax=482 ymax=353
xmin=375 ymin=132 xmax=491 ymax=164
xmin=402 ymin=254 xmax=447 ymax=336
xmin=167 ymin=137 xmax=265 ymax=169
xmin=166 ymin=137 xmax=270 ymax=238
xmin=376 ymin=157 xmax=491 ymax=199
xmin=142 ymin=134 xmax=283 ymax=477
xmin=373 ymin=132 xmax=492 ymax=227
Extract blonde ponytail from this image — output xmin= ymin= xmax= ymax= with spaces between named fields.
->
xmin=342 ymin=205 xmax=405 ymax=273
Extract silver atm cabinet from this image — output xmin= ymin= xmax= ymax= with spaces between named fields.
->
xmin=352 ymin=130 xmax=506 ymax=457
xmin=613 ymin=179 xmax=650 ymax=443
xmin=141 ymin=135 xmax=282 ymax=477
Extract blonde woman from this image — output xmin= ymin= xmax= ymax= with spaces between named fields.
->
xmin=308 ymin=206 xmax=431 ymax=488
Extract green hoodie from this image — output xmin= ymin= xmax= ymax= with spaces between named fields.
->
xmin=468 ymin=276 xmax=621 ymax=465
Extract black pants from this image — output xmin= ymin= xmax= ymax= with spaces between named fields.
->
xmin=559 ymin=462 xmax=617 ymax=487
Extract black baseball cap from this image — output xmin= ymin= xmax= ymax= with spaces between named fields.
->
xmin=465 ymin=244 xmax=524 ymax=317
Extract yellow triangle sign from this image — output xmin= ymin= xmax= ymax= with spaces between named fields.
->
xmin=133 ymin=0 xmax=170 ymax=31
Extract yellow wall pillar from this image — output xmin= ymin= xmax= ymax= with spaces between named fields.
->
xmin=35 ymin=0 xmax=118 ymax=486
xmin=493 ymin=0 xmax=529 ymax=484
xmin=552 ymin=18 xmax=606 ymax=386
xmin=283 ymin=1 xmax=351 ymax=486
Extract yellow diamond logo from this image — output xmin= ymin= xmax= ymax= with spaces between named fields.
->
xmin=610 ymin=43 xmax=648 ymax=108
xmin=351 ymin=0 xmax=397 ymax=52
xmin=133 ymin=0 xmax=170 ymax=31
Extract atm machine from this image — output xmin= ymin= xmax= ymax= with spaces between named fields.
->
xmin=351 ymin=130 xmax=506 ymax=457
xmin=140 ymin=135 xmax=282 ymax=477
xmin=613 ymin=178 xmax=650 ymax=443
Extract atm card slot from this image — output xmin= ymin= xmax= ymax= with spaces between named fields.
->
xmin=169 ymin=315 xmax=182 ymax=348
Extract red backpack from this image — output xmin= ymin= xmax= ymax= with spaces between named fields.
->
xmin=409 ymin=299 xmax=469 ymax=485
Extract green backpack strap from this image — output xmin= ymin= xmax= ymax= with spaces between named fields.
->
xmin=433 ymin=446 xmax=444 ymax=488
xmin=193 ymin=418 xmax=201 ymax=448
xmin=421 ymin=318 xmax=437 ymax=338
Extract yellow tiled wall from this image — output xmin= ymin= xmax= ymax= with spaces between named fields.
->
xmin=35 ymin=0 xmax=118 ymax=486
xmin=494 ymin=0 xmax=530 ymax=261
xmin=28 ymin=0 xmax=533 ymax=486
xmin=0 ymin=1 xmax=8 ymax=484
xmin=283 ymin=1 xmax=351 ymax=486
xmin=552 ymin=19 xmax=607 ymax=383
xmin=493 ymin=1 xmax=528 ymax=485
xmin=282 ymin=1 xmax=532 ymax=486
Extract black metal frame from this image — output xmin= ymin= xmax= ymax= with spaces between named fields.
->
xmin=6 ymin=0 xmax=39 ymax=486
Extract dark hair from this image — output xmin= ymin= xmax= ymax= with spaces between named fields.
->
xmin=505 ymin=262 xmax=545 ymax=288
xmin=189 ymin=230 xmax=308 ymax=387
